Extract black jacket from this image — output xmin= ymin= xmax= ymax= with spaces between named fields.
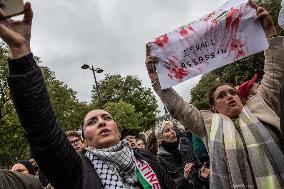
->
xmin=7 ymin=54 xmax=178 ymax=189
xmin=156 ymin=143 xmax=208 ymax=189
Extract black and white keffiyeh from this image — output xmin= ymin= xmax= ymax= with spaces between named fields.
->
xmin=85 ymin=140 xmax=137 ymax=189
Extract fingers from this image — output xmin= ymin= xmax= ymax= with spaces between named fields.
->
xmin=0 ymin=8 xmax=5 ymax=20
xmin=146 ymin=56 xmax=158 ymax=64
xmin=248 ymin=0 xmax=258 ymax=10
xmin=23 ymin=2 xmax=33 ymax=25
xmin=248 ymin=1 xmax=268 ymax=18
xmin=184 ymin=163 xmax=194 ymax=169
xmin=256 ymin=10 xmax=269 ymax=20
xmin=0 ymin=19 xmax=14 ymax=37
xmin=146 ymin=44 xmax=150 ymax=57
xmin=202 ymin=162 xmax=207 ymax=168
xmin=146 ymin=56 xmax=158 ymax=71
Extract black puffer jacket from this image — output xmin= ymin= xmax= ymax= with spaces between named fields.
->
xmin=156 ymin=142 xmax=208 ymax=189
xmin=7 ymin=54 xmax=179 ymax=189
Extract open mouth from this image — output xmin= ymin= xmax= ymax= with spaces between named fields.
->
xmin=99 ymin=128 xmax=111 ymax=136
xmin=229 ymin=100 xmax=237 ymax=106
xmin=130 ymin=142 xmax=136 ymax=147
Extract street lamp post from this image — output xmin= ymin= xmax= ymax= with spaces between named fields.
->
xmin=81 ymin=64 xmax=104 ymax=108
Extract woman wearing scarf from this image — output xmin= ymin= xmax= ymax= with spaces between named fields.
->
xmin=146 ymin=3 xmax=284 ymax=189
xmin=155 ymin=121 xmax=209 ymax=189
xmin=0 ymin=3 xmax=180 ymax=189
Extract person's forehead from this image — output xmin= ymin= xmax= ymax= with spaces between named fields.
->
xmin=13 ymin=163 xmax=26 ymax=169
xmin=84 ymin=109 xmax=110 ymax=121
xmin=215 ymin=85 xmax=234 ymax=94
xmin=125 ymin=135 xmax=135 ymax=139
xmin=67 ymin=136 xmax=80 ymax=140
xmin=163 ymin=124 xmax=173 ymax=130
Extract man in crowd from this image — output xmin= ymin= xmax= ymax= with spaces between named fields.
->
xmin=66 ymin=130 xmax=84 ymax=152
xmin=136 ymin=139 xmax=146 ymax=149
xmin=121 ymin=128 xmax=138 ymax=149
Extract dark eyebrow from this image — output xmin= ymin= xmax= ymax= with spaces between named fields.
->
xmin=85 ymin=113 xmax=111 ymax=123
xmin=217 ymin=91 xmax=225 ymax=95
xmin=101 ymin=113 xmax=111 ymax=117
xmin=85 ymin=116 xmax=97 ymax=124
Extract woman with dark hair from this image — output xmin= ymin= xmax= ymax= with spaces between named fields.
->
xmin=146 ymin=4 xmax=284 ymax=189
xmin=0 ymin=3 xmax=181 ymax=189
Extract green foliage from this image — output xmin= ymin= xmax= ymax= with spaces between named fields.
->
xmin=91 ymin=74 xmax=159 ymax=132
xmin=104 ymin=101 xmax=143 ymax=134
xmin=190 ymin=0 xmax=282 ymax=110
xmin=0 ymin=45 xmax=88 ymax=168
xmin=0 ymin=44 xmax=28 ymax=168
xmin=41 ymin=66 xmax=88 ymax=131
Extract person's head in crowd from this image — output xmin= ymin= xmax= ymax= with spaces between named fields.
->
xmin=155 ymin=121 xmax=177 ymax=143
xmin=28 ymin=157 xmax=39 ymax=172
xmin=236 ymin=74 xmax=259 ymax=104
xmin=66 ymin=131 xmax=84 ymax=152
xmin=82 ymin=109 xmax=121 ymax=149
xmin=208 ymin=83 xmax=243 ymax=119
xmin=121 ymin=128 xmax=137 ymax=149
xmin=11 ymin=160 xmax=35 ymax=175
xmin=136 ymin=139 xmax=145 ymax=149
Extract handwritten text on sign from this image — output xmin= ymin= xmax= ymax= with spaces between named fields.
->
xmin=147 ymin=0 xmax=269 ymax=89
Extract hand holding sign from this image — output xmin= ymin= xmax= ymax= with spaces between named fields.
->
xmin=146 ymin=45 xmax=159 ymax=83
xmin=249 ymin=1 xmax=277 ymax=38
xmin=147 ymin=0 xmax=270 ymax=89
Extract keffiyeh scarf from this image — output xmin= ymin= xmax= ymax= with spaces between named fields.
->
xmin=209 ymin=106 xmax=284 ymax=189
xmin=85 ymin=140 xmax=137 ymax=189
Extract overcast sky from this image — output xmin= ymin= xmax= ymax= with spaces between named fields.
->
xmin=27 ymin=0 xmax=225 ymax=113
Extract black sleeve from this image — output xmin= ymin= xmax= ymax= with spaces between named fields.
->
xmin=7 ymin=54 xmax=82 ymax=189
xmin=136 ymin=150 xmax=189 ymax=189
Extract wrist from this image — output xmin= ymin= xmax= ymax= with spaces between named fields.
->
xmin=149 ymin=74 xmax=158 ymax=83
xmin=9 ymin=45 xmax=31 ymax=59
xmin=266 ymin=28 xmax=277 ymax=38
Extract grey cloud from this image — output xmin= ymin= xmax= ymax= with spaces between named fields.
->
xmin=29 ymin=0 xmax=225 ymax=113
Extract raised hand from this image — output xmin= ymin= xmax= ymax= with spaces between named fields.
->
xmin=145 ymin=44 xmax=159 ymax=82
xmin=183 ymin=162 xmax=194 ymax=179
xmin=249 ymin=1 xmax=277 ymax=38
xmin=0 ymin=2 xmax=33 ymax=59
xmin=199 ymin=163 xmax=210 ymax=179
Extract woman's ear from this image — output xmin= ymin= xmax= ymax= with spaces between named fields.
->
xmin=212 ymin=106 xmax=217 ymax=113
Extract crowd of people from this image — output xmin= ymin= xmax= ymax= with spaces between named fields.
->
xmin=0 ymin=1 xmax=283 ymax=189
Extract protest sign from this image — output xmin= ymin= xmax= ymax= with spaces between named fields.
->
xmin=147 ymin=0 xmax=269 ymax=89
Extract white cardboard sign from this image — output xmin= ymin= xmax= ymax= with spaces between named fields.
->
xmin=147 ymin=0 xmax=269 ymax=89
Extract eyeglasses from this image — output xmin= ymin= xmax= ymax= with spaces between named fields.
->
xmin=69 ymin=139 xmax=82 ymax=145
